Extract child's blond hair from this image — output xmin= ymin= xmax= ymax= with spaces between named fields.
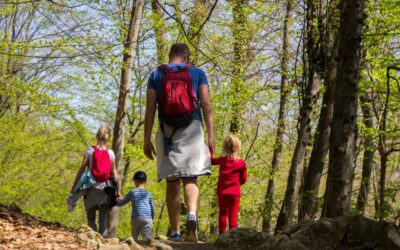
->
xmin=96 ymin=125 xmax=110 ymax=142
xmin=222 ymin=135 xmax=241 ymax=158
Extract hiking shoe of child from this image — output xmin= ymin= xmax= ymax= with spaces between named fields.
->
xmin=168 ymin=233 xmax=182 ymax=241
xmin=185 ymin=213 xmax=198 ymax=243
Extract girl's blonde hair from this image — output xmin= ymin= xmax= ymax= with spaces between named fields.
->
xmin=96 ymin=125 xmax=110 ymax=142
xmin=222 ymin=135 xmax=242 ymax=157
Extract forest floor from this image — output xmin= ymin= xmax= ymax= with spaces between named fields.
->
xmin=0 ymin=204 xmax=220 ymax=250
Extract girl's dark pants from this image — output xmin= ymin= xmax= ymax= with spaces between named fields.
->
xmin=86 ymin=204 xmax=110 ymax=235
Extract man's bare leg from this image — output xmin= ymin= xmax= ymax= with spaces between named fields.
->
xmin=182 ymin=178 xmax=199 ymax=214
xmin=182 ymin=177 xmax=199 ymax=242
xmin=166 ymin=179 xmax=181 ymax=236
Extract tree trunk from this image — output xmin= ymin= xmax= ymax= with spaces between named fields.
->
xmin=299 ymin=9 xmax=339 ymax=219
xmin=151 ymin=0 xmax=168 ymax=64
xmin=275 ymin=0 xmax=322 ymax=232
xmin=230 ymin=0 xmax=249 ymax=133
xmin=322 ymin=0 xmax=365 ymax=218
xmin=155 ymin=200 xmax=166 ymax=236
xmin=356 ymin=95 xmax=375 ymax=214
xmin=187 ymin=0 xmax=211 ymax=65
xmin=299 ymin=69 xmax=335 ymax=220
xmin=170 ymin=0 xmax=211 ymax=65
xmin=378 ymin=151 xmax=387 ymax=220
xmin=108 ymin=0 xmax=144 ymax=238
xmin=376 ymin=67 xmax=391 ymax=220
xmin=262 ymin=0 xmax=293 ymax=232
xmin=275 ymin=80 xmax=320 ymax=231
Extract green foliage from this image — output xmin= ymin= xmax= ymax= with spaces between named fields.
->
xmin=1 ymin=0 xmax=400 ymax=242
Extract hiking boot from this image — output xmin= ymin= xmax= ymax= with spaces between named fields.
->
xmin=168 ymin=233 xmax=182 ymax=241
xmin=185 ymin=213 xmax=198 ymax=243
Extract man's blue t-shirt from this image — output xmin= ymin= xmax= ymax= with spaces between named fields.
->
xmin=147 ymin=63 xmax=209 ymax=120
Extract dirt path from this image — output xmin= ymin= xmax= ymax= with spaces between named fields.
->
xmin=165 ymin=241 xmax=220 ymax=250
xmin=0 ymin=205 xmax=220 ymax=250
xmin=0 ymin=205 xmax=86 ymax=249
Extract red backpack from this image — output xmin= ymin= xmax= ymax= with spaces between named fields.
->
xmin=91 ymin=146 xmax=111 ymax=182
xmin=158 ymin=64 xmax=198 ymax=128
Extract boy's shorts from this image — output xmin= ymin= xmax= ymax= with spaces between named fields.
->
xmin=131 ymin=218 xmax=153 ymax=241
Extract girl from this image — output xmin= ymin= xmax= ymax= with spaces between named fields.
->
xmin=211 ymin=135 xmax=247 ymax=235
xmin=70 ymin=125 xmax=119 ymax=236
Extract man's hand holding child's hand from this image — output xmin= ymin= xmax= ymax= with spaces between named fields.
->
xmin=116 ymin=193 xmax=122 ymax=200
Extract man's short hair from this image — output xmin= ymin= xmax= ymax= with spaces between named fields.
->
xmin=169 ymin=43 xmax=190 ymax=58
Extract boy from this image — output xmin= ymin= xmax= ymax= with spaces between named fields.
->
xmin=117 ymin=171 xmax=155 ymax=242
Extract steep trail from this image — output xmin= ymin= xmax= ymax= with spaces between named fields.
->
xmin=0 ymin=205 xmax=86 ymax=249
xmin=0 ymin=204 xmax=219 ymax=250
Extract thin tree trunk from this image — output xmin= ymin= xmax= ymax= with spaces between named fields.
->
xmin=275 ymin=0 xmax=322 ymax=232
xmin=209 ymin=194 xmax=219 ymax=234
xmin=322 ymin=0 xmax=365 ymax=218
xmin=356 ymin=95 xmax=375 ymax=214
xmin=230 ymin=0 xmax=248 ymax=133
xmin=299 ymin=73 xmax=335 ymax=220
xmin=151 ymin=0 xmax=168 ymax=63
xmin=377 ymin=67 xmax=391 ymax=220
xmin=155 ymin=200 xmax=166 ymax=236
xmin=275 ymin=79 xmax=320 ymax=232
xmin=378 ymin=151 xmax=387 ymax=220
xmin=108 ymin=0 xmax=144 ymax=238
xmin=171 ymin=0 xmax=211 ymax=65
xmin=262 ymin=0 xmax=293 ymax=232
xmin=187 ymin=0 xmax=211 ymax=65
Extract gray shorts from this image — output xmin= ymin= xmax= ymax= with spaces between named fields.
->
xmin=132 ymin=218 xmax=153 ymax=241
xmin=155 ymin=120 xmax=212 ymax=181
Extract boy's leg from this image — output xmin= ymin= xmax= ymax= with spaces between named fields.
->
xmin=166 ymin=178 xmax=181 ymax=234
xmin=218 ymin=195 xmax=228 ymax=234
xmin=228 ymin=195 xmax=240 ymax=229
xmin=98 ymin=205 xmax=110 ymax=236
xmin=141 ymin=219 xmax=153 ymax=242
xmin=131 ymin=219 xmax=140 ymax=241
xmin=86 ymin=206 xmax=97 ymax=232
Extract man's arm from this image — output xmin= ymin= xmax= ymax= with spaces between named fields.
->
xmin=144 ymin=89 xmax=157 ymax=160
xmin=199 ymin=84 xmax=215 ymax=153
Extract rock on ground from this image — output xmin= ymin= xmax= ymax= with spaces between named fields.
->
xmin=215 ymin=228 xmax=269 ymax=249
xmin=77 ymin=226 xmax=148 ymax=250
xmin=215 ymin=213 xmax=400 ymax=250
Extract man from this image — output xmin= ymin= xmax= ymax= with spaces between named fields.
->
xmin=143 ymin=43 xmax=215 ymax=242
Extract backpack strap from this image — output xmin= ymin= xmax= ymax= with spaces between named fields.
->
xmin=88 ymin=146 xmax=97 ymax=170
xmin=158 ymin=64 xmax=171 ymax=72
xmin=184 ymin=64 xmax=192 ymax=71
xmin=158 ymin=64 xmax=192 ymax=72
xmin=160 ymin=122 xmax=179 ymax=156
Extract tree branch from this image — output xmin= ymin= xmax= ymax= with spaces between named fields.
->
xmin=245 ymin=122 xmax=260 ymax=161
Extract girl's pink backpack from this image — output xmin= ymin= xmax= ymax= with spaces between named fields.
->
xmin=91 ymin=146 xmax=111 ymax=182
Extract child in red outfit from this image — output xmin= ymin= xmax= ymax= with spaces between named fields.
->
xmin=211 ymin=135 xmax=247 ymax=235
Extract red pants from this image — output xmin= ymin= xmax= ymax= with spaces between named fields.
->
xmin=218 ymin=194 xmax=240 ymax=234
